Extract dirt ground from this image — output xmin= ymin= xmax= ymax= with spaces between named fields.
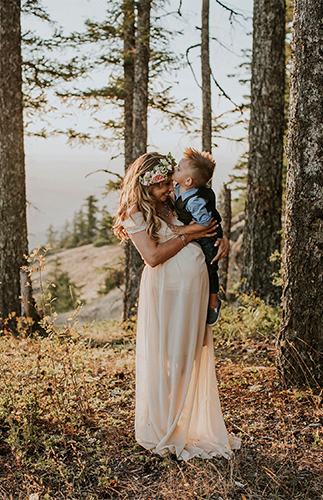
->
xmin=0 ymin=330 xmax=322 ymax=500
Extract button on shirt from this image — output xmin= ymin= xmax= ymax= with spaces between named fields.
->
xmin=174 ymin=185 xmax=213 ymax=226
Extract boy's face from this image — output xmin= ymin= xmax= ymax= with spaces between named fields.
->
xmin=172 ymin=158 xmax=194 ymax=188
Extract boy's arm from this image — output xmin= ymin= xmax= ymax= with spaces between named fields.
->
xmin=189 ymin=196 xmax=224 ymax=239
xmin=171 ymin=195 xmax=223 ymax=237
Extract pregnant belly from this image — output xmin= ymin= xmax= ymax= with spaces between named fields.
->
xmin=144 ymin=242 xmax=208 ymax=291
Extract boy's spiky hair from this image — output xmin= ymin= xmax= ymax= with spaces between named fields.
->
xmin=184 ymin=147 xmax=216 ymax=187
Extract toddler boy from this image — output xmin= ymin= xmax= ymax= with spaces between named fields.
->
xmin=171 ymin=147 xmax=223 ymax=326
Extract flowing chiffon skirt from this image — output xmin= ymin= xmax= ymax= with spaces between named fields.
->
xmin=123 ymin=213 xmax=241 ymax=460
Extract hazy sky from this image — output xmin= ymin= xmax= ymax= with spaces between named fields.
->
xmin=24 ymin=0 xmax=253 ymax=247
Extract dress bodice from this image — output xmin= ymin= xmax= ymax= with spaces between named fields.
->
xmin=122 ymin=211 xmax=183 ymax=244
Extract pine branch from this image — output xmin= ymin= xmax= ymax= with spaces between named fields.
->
xmin=22 ymin=0 xmax=52 ymax=23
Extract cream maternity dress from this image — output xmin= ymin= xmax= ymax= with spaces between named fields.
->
xmin=123 ymin=212 xmax=241 ymax=461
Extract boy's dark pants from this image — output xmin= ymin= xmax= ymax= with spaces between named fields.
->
xmin=196 ymin=236 xmax=219 ymax=294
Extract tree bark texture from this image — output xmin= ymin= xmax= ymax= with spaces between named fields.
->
xmin=123 ymin=0 xmax=135 ymax=169
xmin=240 ymin=0 xmax=285 ymax=305
xmin=0 ymin=0 xmax=30 ymax=326
xmin=277 ymin=0 xmax=323 ymax=388
xmin=122 ymin=0 xmax=135 ymax=321
xmin=218 ymin=184 xmax=231 ymax=299
xmin=133 ymin=0 xmax=150 ymax=159
xmin=123 ymin=0 xmax=151 ymax=320
xmin=201 ymin=0 xmax=211 ymax=153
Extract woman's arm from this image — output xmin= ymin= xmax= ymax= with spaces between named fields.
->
xmin=168 ymin=222 xmax=229 ymax=263
xmin=167 ymin=221 xmax=217 ymax=235
xmin=129 ymin=219 xmax=218 ymax=268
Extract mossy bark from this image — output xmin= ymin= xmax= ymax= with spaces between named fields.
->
xmin=277 ymin=0 xmax=323 ymax=388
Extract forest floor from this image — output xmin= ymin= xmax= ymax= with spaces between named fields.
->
xmin=0 ymin=310 xmax=322 ymax=500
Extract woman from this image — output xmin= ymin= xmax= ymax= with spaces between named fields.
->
xmin=114 ymin=152 xmax=241 ymax=460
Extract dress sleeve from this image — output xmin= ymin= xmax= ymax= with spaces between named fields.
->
xmin=122 ymin=212 xmax=147 ymax=235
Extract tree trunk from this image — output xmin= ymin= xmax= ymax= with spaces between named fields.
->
xmin=201 ymin=0 xmax=211 ymax=153
xmin=218 ymin=184 xmax=231 ymax=299
xmin=122 ymin=0 xmax=135 ymax=321
xmin=133 ymin=0 xmax=150 ymax=159
xmin=0 ymin=0 xmax=31 ymax=329
xmin=277 ymin=0 xmax=323 ymax=388
xmin=123 ymin=0 xmax=151 ymax=320
xmin=240 ymin=0 xmax=285 ymax=305
xmin=123 ymin=0 xmax=135 ymax=169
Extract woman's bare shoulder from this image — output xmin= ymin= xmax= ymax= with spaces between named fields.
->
xmin=122 ymin=208 xmax=146 ymax=234
xmin=129 ymin=206 xmax=141 ymax=216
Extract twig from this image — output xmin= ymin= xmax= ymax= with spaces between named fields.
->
xmin=262 ymin=466 xmax=293 ymax=497
xmin=214 ymin=0 xmax=244 ymax=18
xmin=85 ymin=169 xmax=123 ymax=180
xmin=210 ymin=36 xmax=240 ymax=56
xmin=186 ymin=44 xmax=202 ymax=89
xmin=210 ymin=66 xmax=241 ymax=110
xmin=178 ymin=0 xmax=183 ymax=16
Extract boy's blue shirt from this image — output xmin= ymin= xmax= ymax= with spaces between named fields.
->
xmin=174 ymin=184 xmax=213 ymax=227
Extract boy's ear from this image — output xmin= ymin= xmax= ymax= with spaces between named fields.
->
xmin=185 ymin=176 xmax=194 ymax=187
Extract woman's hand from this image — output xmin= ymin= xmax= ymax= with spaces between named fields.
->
xmin=211 ymin=236 xmax=230 ymax=264
xmin=185 ymin=220 xmax=219 ymax=243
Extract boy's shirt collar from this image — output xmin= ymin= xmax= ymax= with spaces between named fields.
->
xmin=174 ymin=184 xmax=198 ymax=200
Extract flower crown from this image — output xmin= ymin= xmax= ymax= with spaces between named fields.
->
xmin=138 ymin=153 xmax=176 ymax=186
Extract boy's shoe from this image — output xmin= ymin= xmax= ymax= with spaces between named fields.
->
xmin=206 ymin=299 xmax=222 ymax=326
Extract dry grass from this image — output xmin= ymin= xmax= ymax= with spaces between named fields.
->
xmin=0 ymin=320 xmax=322 ymax=500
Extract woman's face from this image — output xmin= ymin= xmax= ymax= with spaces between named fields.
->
xmin=150 ymin=175 xmax=174 ymax=203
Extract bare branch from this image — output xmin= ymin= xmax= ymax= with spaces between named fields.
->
xmin=185 ymin=44 xmax=202 ymax=89
xmin=85 ymin=169 xmax=123 ymax=180
xmin=209 ymin=66 xmax=241 ymax=111
xmin=210 ymin=36 xmax=241 ymax=56
xmin=214 ymin=0 xmax=244 ymax=18
xmin=178 ymin=0 xmax=183 ymax=16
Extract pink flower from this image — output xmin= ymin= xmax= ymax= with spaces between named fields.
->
xmin=152 ymin=173 xmax=164 ymax=183
xmin=145 ymin=172 xmax=151 ymax=178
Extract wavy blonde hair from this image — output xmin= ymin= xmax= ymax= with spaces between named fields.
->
xmin=113 ymin=152 xmax=173 ymax=242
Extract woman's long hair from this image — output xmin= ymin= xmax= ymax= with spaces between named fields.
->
xmin=113 ymin=152 xmax=173 ymax=242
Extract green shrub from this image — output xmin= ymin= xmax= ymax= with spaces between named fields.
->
xmin=212 ymin=293 xmax=281 ymax=341
xmin=47 ymin=260 xmax=83 ymax=313
xmin=98 ymin=265 xmax=124 ymax=295
xmin=92 ymin=237 xmax=117 ymax=247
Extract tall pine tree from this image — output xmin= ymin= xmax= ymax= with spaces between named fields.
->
xmin=0 ymin=0 xmax=31 ymax=328
xmin=278 ymin=0 xmax=323 ymax=388
xmin=240 ymin=0 xmax=285 ymax=305
xmin=123 ymin=0 xmax=151 ymax=320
